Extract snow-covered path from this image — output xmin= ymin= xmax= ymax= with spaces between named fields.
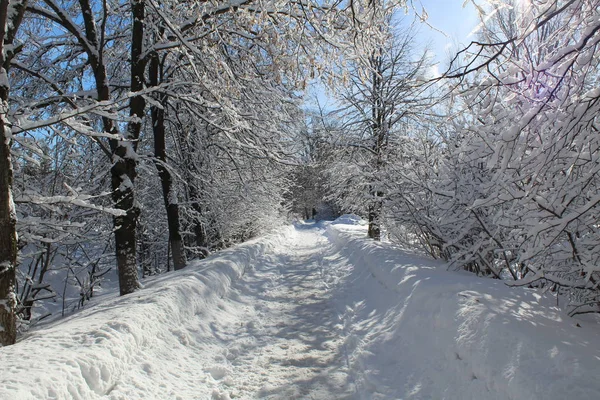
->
xmin=206 ymin=225 xmax=355 ymax=399
xmin=2 ymin=219 xmax=600 ymax=400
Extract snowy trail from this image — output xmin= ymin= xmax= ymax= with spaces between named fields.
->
xmin=206 ymin=225 xmax=356 ymax=399
xmin=2 ymin=219 xmax=600 ymax=400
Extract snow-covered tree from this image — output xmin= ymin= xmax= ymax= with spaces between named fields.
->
xmin=11 ymin=130 xmax=116 ymax=322
xmin=0 ymin=0 xmax=29 ymax=347
xmin=436 ymin=0 xmax=600 ymax=313
xmin=325 ymin=19 xmax=431 ymax=239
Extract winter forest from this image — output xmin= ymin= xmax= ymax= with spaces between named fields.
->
xmin=1 ymin=0 xmax=600 ymax=397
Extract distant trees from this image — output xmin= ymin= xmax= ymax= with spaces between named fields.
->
xmin=288 ymin=111 xmax=337 ymax=220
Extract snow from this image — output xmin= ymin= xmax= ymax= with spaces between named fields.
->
xmin=1 ymin=220 xmax=599 ymax=399
xmin=117 ymin=174 xmax=133 ymax=191
xmin=325 ymin=222 xmax=600 ymax=399
xmin=17 ymin=189 xmax=127 ymax=217
xmin=330 ymin=213 xmax=366 ymax=226
xmin=0 ymin=67 xmax=9 ymax=91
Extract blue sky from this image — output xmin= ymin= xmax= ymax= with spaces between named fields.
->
xmin=306 ymin=1 xmax=481 ymax=109
xmin=412 ymin=0 xmax=480 ymax=67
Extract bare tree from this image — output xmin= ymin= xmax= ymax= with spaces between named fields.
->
xmin=326 ymin=20 xmax=431 ymax=240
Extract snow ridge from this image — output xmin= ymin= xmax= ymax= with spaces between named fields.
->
xmin=0 ymin=227 xmax=293 ymax=399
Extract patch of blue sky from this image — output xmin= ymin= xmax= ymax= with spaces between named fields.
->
xmin=305 ymin=1 xmax=481 ymax=111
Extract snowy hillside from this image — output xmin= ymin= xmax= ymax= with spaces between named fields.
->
xmin=1 ymin=219 xmax=599 ymax=399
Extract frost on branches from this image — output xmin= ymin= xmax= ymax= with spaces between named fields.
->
xmin=437 ymin=0 xmax=600 ymax=315
xmin=323 ymin=17 xmax=433 ymax=240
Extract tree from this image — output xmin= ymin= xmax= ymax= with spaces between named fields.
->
xmin=19 ymin=0 xmax=140 ymax=295
xmin=288 ymin=111 xmax=336 ymax=220
xmin=326 ymin=19 xmax=431 ymax=240
xmin=11 ymin=131 xmax=114 ymax=321
xmin=148 ymin=39 xmax=187 ymax=271
xmin=0 ymin=0 xmax=29 ymax=346
xmin=434 ymin=0 xmax=600 ymax=313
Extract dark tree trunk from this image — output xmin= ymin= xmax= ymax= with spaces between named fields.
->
xmin=110 ymin=150 xmax=140 ymax=295
xmin=149 ymin=51 xmax=186 ymax=270
xmin=93 ymin=52 xmax=141 ymax=295
xmin=87 ymin=0 xmax=141 ymax=295
xmin=0 ymin=104 xmax=17 ymax=346
xmin=367 ymin=200 xmax=382 ymax=240
xmin=179 ymin=133 xmax=209 ymax=259
xmin=107 ymin=0 xmax=146 ymax=295
xmin=0 ymin=0 xmax=28 ymax=346
xmin=189 ymin=185 xmax=209 ymax=259
xmin=78 ymin=0 xmax=141 ymax=295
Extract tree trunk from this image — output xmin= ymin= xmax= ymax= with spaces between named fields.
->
xmin=367 ymin=51 xmax=385 ymax=241
xmin=181 ymin=138 xmax=209 ymax=259
xmin=107 ymin=0 xmax=146 ymax=295
xmin=0 ymin=98 xmax=17 ymax=346
xmin=367 ymin=198 xmax=382 ymax=240
xmin=149 ymin=51 xmax=186 ymax=270
xmin=73 ymin=0 xmax=142 ymax=295
xmin=96 ymin=66 xmax=141 ymax=294
xmin=189 ymin=186 xmax=209 ymax=259
xmin=111 ymin=152 xmax=140 ymax=295
xmin=81 ymin=0 xmax=142 ymax=295
xmin=0 ymin=0 xmax=28 ymax=346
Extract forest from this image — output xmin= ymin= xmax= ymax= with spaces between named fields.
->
xmin=1 ymin=0 xmax=599 ymax=350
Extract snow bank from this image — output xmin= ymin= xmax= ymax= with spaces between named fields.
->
xmin=330 ymin=213 xmax=366 ymax=226
xmin=3 ymin=222 xmax=599 ymax=400
xmin=326 ymin=223 xmax=600 ymax=400
xmin=0 ymin=227 xmax=294 ymax=400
